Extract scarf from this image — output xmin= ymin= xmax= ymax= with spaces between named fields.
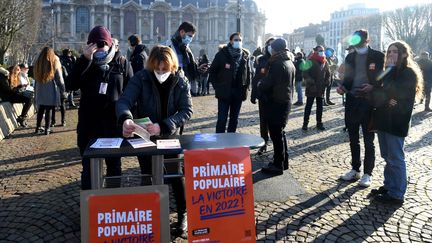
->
xmin=93 ymin=45 xmax=116 ymax=71
xmin=309 ymin=52 xmax=327 ymax=64
xmin=227 ymin=43 xmax=242 ymax=77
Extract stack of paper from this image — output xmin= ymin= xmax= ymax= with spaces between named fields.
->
xmin=157 ymin=139 xmax=181 ymax=149
xmin=90 ymin=138 xmax=123 ymax=149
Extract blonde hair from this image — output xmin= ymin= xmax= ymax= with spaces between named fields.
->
xmin=8 ymin=65 xmax=20 ymax=88
xmin=146 ymin=45 xmax=178 ymax=73
xmin=34 ymin=47 xmax=61 ymax=84
xmin=385 ymin=41 xmax=423 ymax=100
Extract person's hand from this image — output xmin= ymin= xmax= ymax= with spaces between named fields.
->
xmin=198 ymin=63 xmax=209 ymax=72
xmin=83 ymin=43 xmax=97 ymax=61
xmin=359 ymin=83 xmax=373 ymax=93
xmin=336 ymin=86 xmax=346 ymax=95
xmin=386 ymin=56 xmax=397 ymax=67
xmin=145 ymin=123 xmax=161 ymax=136
xmin=122 ymin=119 xmax=136 ymax=138
xmin=389 ymin=99 xmax=397 ymax=107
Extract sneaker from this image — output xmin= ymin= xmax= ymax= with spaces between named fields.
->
xmin=257 ymin=144 xmax=267 ymax=155
xmin=367 ymin=186 xmax=387 ymax=198
xmin=327 ymin=101 xmax=335 ymax=105
xmin=358 ymin=174 xmax=372 ymax=187
xmin=340 ymin=170 xmax=361 ymax=181
xmin=16 ymin=116 xmax=28 ymax=127
xmin=317 ymin=123 xmax=325 ymax=131
xmin=293 ymin=101 xmax=303 ymax=106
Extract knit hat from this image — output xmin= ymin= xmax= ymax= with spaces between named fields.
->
xmin=87 ymin=26 xmax=113 ymax=47
xmin=271 ymin=38 xmax=287 ymax=52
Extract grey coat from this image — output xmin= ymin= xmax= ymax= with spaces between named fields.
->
xmin=35 ymin=70 xmax=65 ymax=106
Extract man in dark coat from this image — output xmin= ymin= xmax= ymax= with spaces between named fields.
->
xmin=258 ymin=38 xmax=295 ymax=175
xmin=209 ymin=32 xmax=252 ymax=133
xmin=417 ymin=51 xmax=432 ymax=111
xmin=127 ymin=34 xmax=149 ymax=74
xmin=66 ymin=26 xmax=133 ymax=190
xmin=336 ymin=29 xmax=384 ymax=187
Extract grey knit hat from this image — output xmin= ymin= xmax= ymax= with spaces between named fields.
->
xmin=271 ymin=38 xmax=288 ymax=52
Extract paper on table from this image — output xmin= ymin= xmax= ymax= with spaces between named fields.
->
xmin=127 ymin=138 xmax=156 ymax=148
xmin=132 ymin=124 xmax=151 ymax=140
xmin=90 ymin=138 xmax=123 ymax=149
xmin=157 ymin=139 xmax=181 ymax=149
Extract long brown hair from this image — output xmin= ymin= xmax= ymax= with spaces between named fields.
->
xmin=8 ymin=65 xmax=20 ymax=88
xmin=34 ymin=47 xmax=59 ymax=83
xmin=385 ymin=41 xmax=423 ymax=100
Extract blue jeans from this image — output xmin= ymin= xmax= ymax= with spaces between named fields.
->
xmin=295 ymin=81 xmax=303 ymax=103
xmin=216 ymin=98 xmax=242 ymax=133
xmin=377 ymin=131 xmax=407 ymax=200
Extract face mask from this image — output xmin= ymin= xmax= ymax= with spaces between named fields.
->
xmin=267 ymin=46 xmax=272 ymax=55
xmin=318 ymin=51 xmax=325 ymax=57
xmin=94 ymin=50 xmax=108 ymax=60
xmin=232 ymin=41 xmax=242 ymax=49
xmin=182 ymin=35 xmax=193 ymax=46
xmin=154 ymin=71 xmax=171 ymax=83
xmin=355 ymin=46 xmax=368 ymax=55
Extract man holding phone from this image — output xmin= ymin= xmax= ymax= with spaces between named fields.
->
xmin=336 ymin=29 xmax=384 ymax=187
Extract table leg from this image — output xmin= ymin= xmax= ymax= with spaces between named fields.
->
xmin=90 ymin=158 xmax=104 ymax=189
xmin=152 ymin=155 xmax=164 ymax=185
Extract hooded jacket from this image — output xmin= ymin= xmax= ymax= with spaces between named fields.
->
xmin=129 ymin=44 xmax=149 ymax=74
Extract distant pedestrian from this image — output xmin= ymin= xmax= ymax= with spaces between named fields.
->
xmin=209 ymin=32 xmax=252 ymax=133
xmin=33 ymin=47 xmax=65 ymax=135
xmin=416 ymin=51 xmax=432 ymax=111
xmin=258 ymin=38 xmax=295 ymax=175
xmin=324 ymin=47 xmax=338 ymax=106
xmin=369 ymin=41 xmax=423 ymax=204
xmin=127 ymin=34 xmax=149 ymax=74
xmin=198 ymin=54 xmax=210 ymax=95
xmin=337 ymin=29 xmax=384 ymax=187
xmin=251 ymin=37 xmax=275 ymax=154
xmin=302 ymin=45 xmax=330 ymax=131
xmin=59 ymin=48 xmax=77 ymax=108
xmin=293 ymin=52 xmax=304 ymax=106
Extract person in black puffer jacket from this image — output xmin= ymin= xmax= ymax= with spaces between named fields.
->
xmin=258 ymin=38 xmax=295 ymax=175
xmin=208 ymin=32 xmax=252 ymax=133
xmin=127 ymin=34 xmax=149 ymax=74
xmin=66 ymin=26 xmax=133 ymax=190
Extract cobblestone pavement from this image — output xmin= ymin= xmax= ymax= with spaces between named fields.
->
xmin=1 ymin=90 xmax=432 ymax=242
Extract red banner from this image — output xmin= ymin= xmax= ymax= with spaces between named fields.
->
xmin=87 ymin=193 xmax=161 ymax=243
xmin=185 ymin=147 xmax=256 ymax=243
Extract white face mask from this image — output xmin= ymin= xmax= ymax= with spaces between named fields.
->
xmin=355 ymin=46 xmax=368 ymax=55
xmin=154 ymin=71 xmax=171 ymax=83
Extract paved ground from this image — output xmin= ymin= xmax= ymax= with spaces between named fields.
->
xmin=1 ymin=90 xmax=432 ymax=242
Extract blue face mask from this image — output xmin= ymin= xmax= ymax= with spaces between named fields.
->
xmin=233 ymin=41 xmax=242 ymax=49
xmin=182 ymin=35 xmax=193 ymax=46
xmin=94 ymin=50 xmax=108 ymax=60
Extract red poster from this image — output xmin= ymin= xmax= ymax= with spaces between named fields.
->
xmin=87 ymin=193 xmax=161 ymax=243
xmin=185 ymin=147 xmax=256 ymax=243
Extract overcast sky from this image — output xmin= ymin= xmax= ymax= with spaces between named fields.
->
xmin=253 ymin=0 xmax=432 ymax=35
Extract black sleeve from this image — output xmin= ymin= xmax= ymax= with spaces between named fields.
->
xmin=66 ymin=56 xmax=91 ymax=91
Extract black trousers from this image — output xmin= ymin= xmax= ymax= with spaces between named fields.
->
xmin=138 ymin=155 xmax=186 ymax=214
xmin=303 ymin=97 xmax=323 ymax=125
xmin=6 ymin=92 xmax=32 ymax=118
xmin=263 ymin=102 xmax=290 ymax=169
xmin=36 ymin=105 xmax=55 ymax=129
xmin=345 ymin=96 xmax=375 ymax=175
xmin=258 ymin=100 xmax=269 ymax=143
xmin=51 ymin=97 xmax=66 ymax=124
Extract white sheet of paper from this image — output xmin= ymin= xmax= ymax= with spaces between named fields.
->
xmin=156 ymin=139 xmax=181 ymax=149
xmin=127 ymin=138 xmax=156 ymax=148
xmin=90 ymin=138 xmax=123 ymax=149
xmin=132 ymin=124 xmax=151 ymax=140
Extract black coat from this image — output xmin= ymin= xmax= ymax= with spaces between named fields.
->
xmin=373 ymin=67 xmax=417 ymax=137
xmin=66 ymin=52 xmax=133 ymax=139
xmin=258 ymin=51 xmax=295 ymax=104
xmin=251 ymin=53 xmax=270 ymax=102
xmin=0 ymin=72 xmax=14 ymax=100
xmin=116 ymin=70 xmax=193 ymax=136
xmin=208 ymin=46 xmax=251 ymax=101
xmin=303 ymin=59 xmax=330 ymax=98
xmin=129 ymin=44 xmax=148 ymax=74
xmin=169 ymin=37 xmax=198 ymax=82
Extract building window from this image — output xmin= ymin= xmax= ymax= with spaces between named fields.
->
xmin=76 ymin=7 xmax=90 ymax=33
xmin=124 ymin=10 xmax=137 ymax=35
xmin=183 ymin=13 xmax=193 ymax=23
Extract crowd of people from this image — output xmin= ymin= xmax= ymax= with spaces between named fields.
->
xmin=1 ymin=22 xmax=431 ymax=236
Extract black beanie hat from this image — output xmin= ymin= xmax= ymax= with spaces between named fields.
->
xmin=271 ymin=38 xmax=287 ymax=52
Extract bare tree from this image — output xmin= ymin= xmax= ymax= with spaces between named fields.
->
xmin=383 ymin=3 xmax=432 ymax=53
xmin=0 ymin=0 xmax=42 ymax=65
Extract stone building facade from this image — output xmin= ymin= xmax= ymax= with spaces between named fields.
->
xmin=40 ymin=0 xmax=265 ymax=58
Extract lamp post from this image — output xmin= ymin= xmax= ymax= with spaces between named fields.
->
xmin=51 ymin=0 xmax=55 ymax=51
xmin=236 ymin=0 xmax=241 ymax=32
